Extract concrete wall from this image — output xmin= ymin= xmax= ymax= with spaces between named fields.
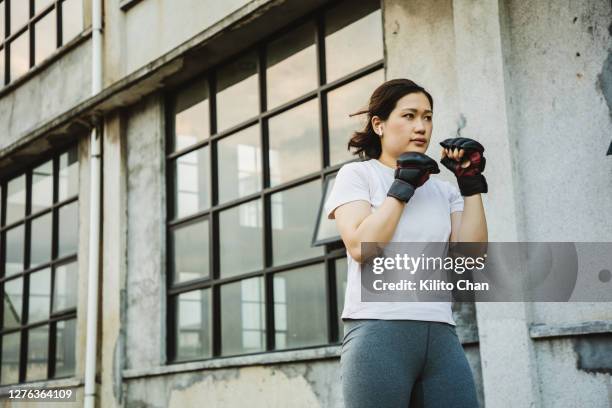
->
xmin=0 ymin=40 xmax=92 ymax=151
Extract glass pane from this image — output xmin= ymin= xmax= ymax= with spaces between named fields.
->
xmin=219 ymin=200 xmax=263 ymax=278
xmin=274 ymin=264 xmax=327 ymax=350
xmin=0 ymin=48 xmax=4 ymax=88
xmin=328 ymin=70 xmax=384 ymax=165
xmin=217 ymin=125 xmax=262 ymax=203
xmin=171 ymin=219 xmax=209 ymax=283
xmin=173 ymin=78 xmax=209 ymax=152
xmin=34 ymin=9 xmax=55 ymax=64
xmin=10 ymin=0 xmax=28 ymax=34
xmin=28 ymin=268 xmax=51 ymax=323
xmin=32 ymin=160 xmax=53 ymax=212
xmin=6 ymin=175 xmax=26 ymax=224
xmin=0 ymin=2 xmax=4 ymax=42
xmin=9 ymin=31 xmax=29 ymax=81
xmin=26 ymin=324 xmax=48 ymax=381
xmin=325 ymin=3 xmax=382 ymax=83
xmin=221 ymin=277 xmax=265 ymax=356
xmin=5 ymin=225 xmax=25 ymax=276
xmin=268 ymin=99 xmax=320 ymax=186
xmin=59 ymin=147 xmax=78 ymax=200
xmin=52 ymin=262 xmax=78 ymax=312
xmin=271 ymin=180 xmax=323 ymax=266
xmin=1 ymin=332 xmax=20 ymax=385
xmin=54 ymin=319 xmax=76 ymax=378
xmin=175 ymin=289 xmax=211 ymax=360
xmin=173 ymin=146 xmax=210 ymax=219
xmin=58 ymin=201 xmax=78 ymax=257
xmin=30 ymin=212 xmax=53 ymax=267
xmin=216 ymin=52 xmax=259 ymax=131
xmin=266 ymin=22 xmax=317 ymax=108
xmin=35 ymin=0 xmax=54 ymax=14
xmin=3 ymin=278 xmax=23 ymax=328
xmin=335 ymin=258 xmax=347 ymax=338
xmin=62 ymin=0 xmax=83 ymax=44
xmin=314 ymin=176 xmax=341 ymax=244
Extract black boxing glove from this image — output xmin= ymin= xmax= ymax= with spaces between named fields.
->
xmin=439 ymin=137 xmax=488 ymax=196
xmin=387 ymin=152 xmax=440 ymax=202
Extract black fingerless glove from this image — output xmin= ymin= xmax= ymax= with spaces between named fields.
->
xmin=439 ymin=137 xmax=488 ymax=196
xmin=387 ymin=152 xmax=440 ymax=202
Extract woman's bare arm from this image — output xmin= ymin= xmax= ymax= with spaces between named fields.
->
xmin=333 ymin=197 xmax=405 ymax=263
xmin=449 ymin=195 xmax=488 ymax=243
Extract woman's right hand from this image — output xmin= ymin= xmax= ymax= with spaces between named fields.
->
xmin=387 ymin=152 xmax=440 ymax=203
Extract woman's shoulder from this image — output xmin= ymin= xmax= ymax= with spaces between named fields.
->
xmin=337 ymin=160 xmax=374 ymax=177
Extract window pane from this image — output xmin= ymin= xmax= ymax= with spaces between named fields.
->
xmin=62 ymin=0 xmax=83 ymax=44
xmin=5 ymin=225 xmax=25 ymax=276
xmin=54 ymin=319 xmax=76 ymax=378
xmin=58 ymin=201 xmax=78 ymax=257
xmin=335 ymin=258 xmax=347 ymax=339
xmin=31 ymin=159 xmax=54 ymax=212
xmin=266 ymin=22 xmax=317 ymax=108
xmin=313 ymin=175 xmax=341 ymax=244
xmin=6 ymin=175 xmax=26 ymax=224
xmin=26 ymin=324 xmax=48 ymax=381
xmin=268 ymin=99 xmax=320 ymax=186
xmin=35 ymin=0 xmax=54 ymax=14
xmin=1 ymin=332 xmax=20 ymax=385
xmin=173 ymin=146 xmax=210 ymax=219
xmin=34 ymin=9 xmax=55 ymax=64
xmin=217 ymin=125 xmax=262 ymax=203
xmin=3 ymin=278 xmax=23 ymax=328
xmin=328 ymin=70 xmax=384 ymax=165
xmin=271 ymin=180 xmax=323 ymax=266
xmin=325 ymin=2 xmax=382 ymax=83
xmin=171 ymin=219 xmax=209 ymax=283
xmin=0 ymin=2 xmax=4 ymax=42
xmin=59 ymin=147 xmax=78 ymax=200
xmin=221 ymin=277 xmax=265 ymax=356
xmin=52 ymin=261 xmax=78 ymax=312
xmin=10 ymin=0 xmax=28 ymax=35
xmin=28 ymin=268 xmax=51 ymax=323
xmin=173 ymin=78 xmax=209 ymax=152
xmin=9 ymin=31 xmax=29 ymax=81
xmin=219 ymin=200 xmax=263 ymax=278
xmin=30 ymin=212 xmax=53 ymax=268
xmin=0 ymin=48 xmax=4 ymax=88
xmin=274 ymin=264 xmax=327 ymax=350
xmin=175 ymin=289 xmax=211 ymax=360
xmin=216 ymin=52 xmax=259 ymax=131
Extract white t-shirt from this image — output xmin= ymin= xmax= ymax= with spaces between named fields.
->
xmin=324 ymin=159 xmax=464 ymax=325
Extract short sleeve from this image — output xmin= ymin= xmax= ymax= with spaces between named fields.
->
xmin=447 ymin=182 xmax=464 ymax=213
xmin=324 ymin=162 xmax=371 ymax=219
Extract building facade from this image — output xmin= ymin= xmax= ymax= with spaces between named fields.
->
xmin=0 ymin=0 xmax=611 ymax=406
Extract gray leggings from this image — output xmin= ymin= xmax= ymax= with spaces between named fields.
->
xmin=341 ymin=319 xmax=478 ymax=408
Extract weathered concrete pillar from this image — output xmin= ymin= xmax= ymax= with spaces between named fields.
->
xmin=100 ymin=112 xmax=129 ymax=408
xmin=452 ymin=0 xmax=538 ymax=407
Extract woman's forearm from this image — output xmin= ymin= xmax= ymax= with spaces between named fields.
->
xmin=354 ymin=197 xmax=405 ymax=244
xmin=458 ymin=195 xmax=488 ymax=242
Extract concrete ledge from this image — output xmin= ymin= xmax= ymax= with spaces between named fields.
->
xmin=0 ymin=377 xmax=83 ymax=398
xmin=530 ymin=320 xmax=612 ymax=339
xmin=119 ymin=0 xmax=145 ymax=11
xmin=122 ymin=345 xmax=342 ymax=380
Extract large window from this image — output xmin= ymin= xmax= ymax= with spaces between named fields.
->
xmin=0 ymin=0 xmax=84 ymax=87
xmin=166 ymin=0 xmax=383 ymax=362
xmin=0 ymin=146 xmax=79 ymax=384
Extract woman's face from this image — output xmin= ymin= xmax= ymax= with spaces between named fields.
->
xmin=374 ymin=92 xmax=433 ymax=157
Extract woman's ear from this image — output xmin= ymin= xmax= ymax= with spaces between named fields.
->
xmin=371 ymin=116 xmax=383 ymax=136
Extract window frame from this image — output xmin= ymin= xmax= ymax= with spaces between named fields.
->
xmin=165 ymin=0 xmax=384 ymax=363
xmin=0 ymin=0 xmax=84 ymax=87
xmin=0 ymin=144 xmax=79 ymax=384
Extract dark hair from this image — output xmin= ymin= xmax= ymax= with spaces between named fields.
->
xmin=347 ymin=79 xmax=434 ymax=159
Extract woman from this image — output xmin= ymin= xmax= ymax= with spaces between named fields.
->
xmin=324 ymin=79 xmax=487 ymax=407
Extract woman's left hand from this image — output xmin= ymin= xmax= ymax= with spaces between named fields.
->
xmin=439 ymin=137 xmax=488 ymax=196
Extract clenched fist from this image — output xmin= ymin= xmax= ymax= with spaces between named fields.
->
xmin=439 ymin=138 xmax=488 ymax=196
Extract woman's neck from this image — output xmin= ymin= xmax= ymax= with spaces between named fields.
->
xmin=377 ymin=152 xmax=397 ymax=169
